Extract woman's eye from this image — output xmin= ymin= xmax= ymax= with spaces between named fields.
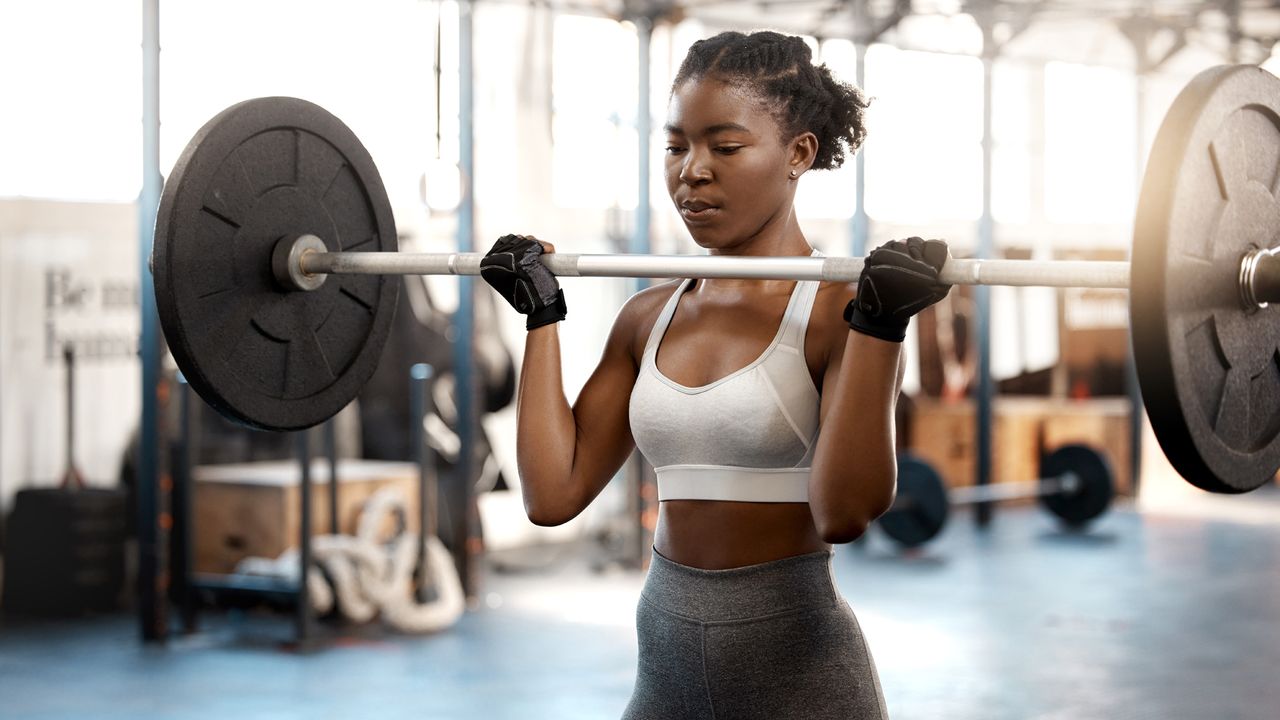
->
xmin=665 ymin=146 xmax=686 ymax=155
xmin=715 ymin=146 xmax=742 ymax=155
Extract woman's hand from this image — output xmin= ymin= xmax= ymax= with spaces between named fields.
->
xmin=844 ymin=237 xmax=952 ymax=342
xmin=479 ymin=234 xmax=567 ymax=330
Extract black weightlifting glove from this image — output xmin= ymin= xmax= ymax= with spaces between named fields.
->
xmin=480 ymin=234 xmax=567 ymax=331
xmin=845 ymin=237 xmax=952 ymax=343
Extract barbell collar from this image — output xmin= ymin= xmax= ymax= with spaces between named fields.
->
xmin=299 ymin=248 xmax=1133 ymax=289
xmin=1239 ymin=246 xmax=1280 ymax=310
xmin=272 ymin=234 xmax=328 ymax=292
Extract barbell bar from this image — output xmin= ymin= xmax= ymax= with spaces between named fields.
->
xmin=946 ymin=476 xmax=1082 ymax=504
xmin=878 ymin=447 xmax=1115 ymax=548
xmin=287 ymin=238 xmax=1137 ymax=289
xmin=279 ymin=233 xmax=1279 ymax=301
xmin=151 ymin=64 xmax=1280 ymax=496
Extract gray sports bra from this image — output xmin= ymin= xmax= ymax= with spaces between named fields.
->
xmin=628 ymin=253 xmax=822 ymax=503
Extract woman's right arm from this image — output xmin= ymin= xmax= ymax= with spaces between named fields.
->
xmin=514 ymin=288 xmax=663 ymax=526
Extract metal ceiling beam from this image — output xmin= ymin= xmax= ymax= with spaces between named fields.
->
xmin=1117 ymin=14 xmax=1190 ymax=74
xmin=860 ymin=0 xmax=912 ymax=45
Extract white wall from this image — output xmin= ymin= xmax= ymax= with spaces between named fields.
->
xmin=0 ymin=200 xmax=141 ymax=512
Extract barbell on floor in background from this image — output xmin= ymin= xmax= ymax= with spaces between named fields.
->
xmin=151 ymin=64 xmax=1280 ymax=496
xmin=877 ymin=446 xmax=1115 ymax=549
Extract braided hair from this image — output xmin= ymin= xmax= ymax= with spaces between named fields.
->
xmin=672 ymin=31 xmax=869 ymax=171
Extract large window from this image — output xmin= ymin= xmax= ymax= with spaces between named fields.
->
xmin=550 ymin=15 xmax=638 ymax=209
xmin=794 ymin=38 xmax=860 ymax=220
xmin=1044 ymin=61 xmax=1136 ymax=224
xmin=0 ymin=2 xmax=141 ymax=201
xmin=863 ymin=46 xmax=984 ymax=223
xmin=991 ymin=60 xmax=1034 ymax=224
xmin=159 ymin=0 xmax=436 ymax=209
xmin=0 ymin=1 xmax=439 ymax=206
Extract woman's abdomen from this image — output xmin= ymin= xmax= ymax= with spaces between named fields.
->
xmin=654 ymin=500 xmax=828 ymax=570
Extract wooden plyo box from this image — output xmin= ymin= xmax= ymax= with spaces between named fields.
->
xmin=193 ymin=460 xmax=419 ymax=575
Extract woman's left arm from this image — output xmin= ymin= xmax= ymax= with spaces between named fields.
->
xmin=808 ymin=237 xmax=950 ymax=543
xmin=808 ymin=305 xmax=903 ymax=544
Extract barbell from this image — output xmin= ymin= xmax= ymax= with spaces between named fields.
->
xmin=877 ymin=446 xmax=1115 ymax=548
xmin=152 ymin=64 xmax=1280 ymax=496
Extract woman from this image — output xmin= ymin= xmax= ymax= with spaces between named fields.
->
xmin=480 ymin=30 xmax=951 ymax=720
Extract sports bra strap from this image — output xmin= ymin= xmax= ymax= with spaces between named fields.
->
xmin=777 ymin=280 xmax=820 ymax=351
xmin=642 ymin=249 xmax=823 ymax=361
xmin=641 ymin=279 xmax=693 ymax=365
xmin=777 ymin=250 xmax=823 ymax=351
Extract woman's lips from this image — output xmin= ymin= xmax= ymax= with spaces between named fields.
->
xmin=680 ymin=205 xmax=720 ymax=222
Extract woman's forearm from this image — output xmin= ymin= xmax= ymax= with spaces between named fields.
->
xmin=514 ymin=324 xmax=582 ymax=525
xmin=808 ymin=331 xmax=902 ymax=542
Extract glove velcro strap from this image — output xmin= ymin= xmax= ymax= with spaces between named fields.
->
xmin=526 ymin=289 xmax=567 ymax=331
xmin=844 ymin=302 xmax=907 ymax=343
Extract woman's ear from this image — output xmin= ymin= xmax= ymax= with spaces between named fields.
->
xmin=788 ymin=131 xmax=818 ymax=178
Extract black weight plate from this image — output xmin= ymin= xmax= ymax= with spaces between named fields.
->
xmin=1038 ymin=444 xmax=1113 ymax=527
xmin=154 ymin=97 xmax=398 ymax=431
xmin=1132 ymin=65 xmax=1280 ymax=493
xmin=879 ymin=453 xmax=949 ymax=548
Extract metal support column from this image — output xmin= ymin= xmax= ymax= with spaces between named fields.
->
xmin=974 ymin=25 xmax=997 ymax=528
xmin=1129 ymin=67 xmax=1147 ymax=493
xmin=633 ymin=16 xmax=653 ymax=265
xmin=629 ymin=14 xmax=656 ymax=568
xmin=1226 ymin=0 xmax=1243 ymax=64
xmin=137 ymin=0 xmax=167 ymax=643
xmin=410 ymin=364 xmax=437 ymax=602
xmin=452 ymin=0 xmax=479 ymax=601
xmin=294 ymin=432 xmax=313 ymax=645
xmin=852 ymin=42 xmax=869 ymax=257
xmin=323 ymin=420 xmax=339 ymax=535
xmin=1119 ymin=12 xmax=1187 ymax=492
xmin=174 ymin=376 xmax=197 ymax=634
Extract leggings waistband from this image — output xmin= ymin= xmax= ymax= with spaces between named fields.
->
xmin=642 ymin=549 xmax=838 ymax=623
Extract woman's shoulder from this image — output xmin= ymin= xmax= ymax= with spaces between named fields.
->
xmin=620 ymin=279 xmax=684 ymax=330
xmin=812 ymin=280 xmax=856 ymax=327
xmin=606 ymin=279 xmax=686 ymax=359
xmin=805 ymin=280 xmax=858 ymax=368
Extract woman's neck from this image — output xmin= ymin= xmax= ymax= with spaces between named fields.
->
xmin=696 ymin=209 xmax=812 ymax=293
xmin=709 ymin=207 xmax=810 ymax=258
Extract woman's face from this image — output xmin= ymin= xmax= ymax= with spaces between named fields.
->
xmin=664 ymin=77 xmax=810 ymax=252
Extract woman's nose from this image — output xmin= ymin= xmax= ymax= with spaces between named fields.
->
xmin=679 ymin=148 xmax=712 ymax=185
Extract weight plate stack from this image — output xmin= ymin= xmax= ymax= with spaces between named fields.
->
xmin=2 ymin=488 xmax=128 ymax=616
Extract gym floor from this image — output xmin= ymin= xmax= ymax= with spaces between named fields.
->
xmin=3 ymin=495 xmax=1279 ymax=720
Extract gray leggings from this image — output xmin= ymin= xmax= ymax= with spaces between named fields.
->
xmin=622 ymin=549 xmax=889 ymax=720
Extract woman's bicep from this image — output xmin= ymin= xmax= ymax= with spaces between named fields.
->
xmin=561 ymin=283 xmax=672 ymax=503
xmin=563 ymin=304 xmax=649 ymax=499
xmin=894 ymin=344 xmax=906 ymax=396
xmin=816 ymin=335 xmax=848 ymax=427
xmin=814 ymin=283 xmax=856 ymax=427
xmin=570 ymin=343 xmax=639 ymax=480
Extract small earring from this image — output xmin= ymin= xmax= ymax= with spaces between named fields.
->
xmin=789 ymin=170 xmax=798 ymax=178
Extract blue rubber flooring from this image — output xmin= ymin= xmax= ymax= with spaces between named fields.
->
xmin=2 ymin=501 xmax=1279 ymax=719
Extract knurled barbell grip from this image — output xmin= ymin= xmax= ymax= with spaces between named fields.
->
xmin=298 ymin=247 xmax=1133 ymax=289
